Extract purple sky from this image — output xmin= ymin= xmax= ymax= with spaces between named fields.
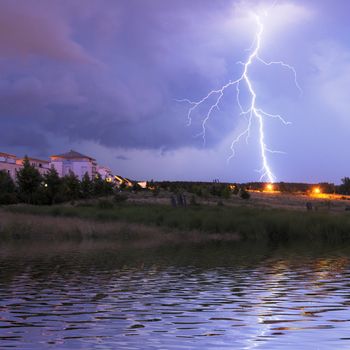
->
xmin=1 ymin=0 xmax=349 ymax=183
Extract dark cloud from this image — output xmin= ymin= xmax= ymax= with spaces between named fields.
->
xmin=0 ymin=0 xmax=241 ymax=154
xmin=0 ymin=126 xmax=49 ymax=151
xmin=2 ymin=0 xmax=350 ymax=182
xmin=115 ymin=155 xmax=129 ymax=161
xmin=0 ymin=1 xmax=94 ymax=64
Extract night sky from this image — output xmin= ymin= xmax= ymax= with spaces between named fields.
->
xmin=1 ymin=0 xmax=349 ymax=183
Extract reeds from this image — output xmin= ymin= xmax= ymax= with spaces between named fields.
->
xmin=2 ymin=203 xmax=350 ymax=243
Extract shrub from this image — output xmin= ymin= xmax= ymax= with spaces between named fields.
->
xmin=98 ymin=199 xmax=114 ymax=209
xmin=152 ymin=187 xmax=160 ymax=196
xmin=0 ymin=193 xmax=18 ymax=205
xmin=240 ymin=188 xmax=251 ymax=200
xmin=190 ymin=195 xmax=199 ymax=206
xmin=114 ymin=193 xmax=128 ymax=203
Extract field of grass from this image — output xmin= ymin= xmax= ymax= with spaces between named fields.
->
xmin=2 ymin=200 xmax=350 ymax=243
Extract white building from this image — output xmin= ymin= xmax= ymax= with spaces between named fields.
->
xmin=114 ymin=174 xmax=133 ymax=187
xmin=16 ymin=157 xmax=50 ymax=176
xmin=98 ymin=166 xmax=113 ymax=182
xmin=50 ymin=150 xmax=97 ymax=180
xmin=1 ymin=149 xmax=128 ymax=185
xmin=0 ymin=152 xmax=19 ymax=179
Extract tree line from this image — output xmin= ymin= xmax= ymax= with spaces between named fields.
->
xmin=157 ymin=179 xmax=350 ymax=196
xmin=0 ymin=156 xmax=114 ymax=205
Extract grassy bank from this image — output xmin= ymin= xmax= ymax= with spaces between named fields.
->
xmin=0 ymin=211 xmax=239 ymax=246
xmin=2 ymin=201 xmax=350 ymax=243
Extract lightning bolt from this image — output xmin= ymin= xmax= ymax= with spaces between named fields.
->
xmin=177 ymin=13 xmax=301 ymax=183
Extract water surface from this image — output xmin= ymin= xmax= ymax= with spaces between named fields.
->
xmin=1 ymin=242 xmax=350 ymax=349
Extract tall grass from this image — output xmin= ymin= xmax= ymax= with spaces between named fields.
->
xmin=3 ymin=202 xmax=350 ymax=243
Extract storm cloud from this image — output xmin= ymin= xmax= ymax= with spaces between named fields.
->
xmin=1 ymin=0 xmax=350 ymax=182
xmin=0 ymin=0 xmax=239 ymax=151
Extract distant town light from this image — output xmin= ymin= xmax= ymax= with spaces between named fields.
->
xmin=266 ymin=183 xmax=274 ymax=192
xmin=313 ymin=187 xmax=321 ymax=194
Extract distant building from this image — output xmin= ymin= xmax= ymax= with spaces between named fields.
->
xmin=98 ymin=166 xmax=113 ymax=182
xmin=114 ymin=175 xmax=133 ymax=187
xmin=137 ymin=181 xmax=148 ymax=189
xmin=50 ymin=150 xmax=97 ymax=180
xmin=16 ymin=157 xmax=50 ymax=176
xmin=0 ymin=152 xmax=19 ymax=179
xmin=1 ymin=149 xmax=131 ymax=186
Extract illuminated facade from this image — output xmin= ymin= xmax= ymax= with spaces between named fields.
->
xmin=97 ymin=166 xmax=113 ymax=182
xmin=16 ymin=157 xmax=50 ymax=176
xmin=50 ymin=150 xmax=97 ymax=180
xmin=1 ymin=149 xmax=126 ymax=185
xmin=0 ymin=152 xmax=19 ymax=178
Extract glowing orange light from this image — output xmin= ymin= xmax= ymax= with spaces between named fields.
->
xmin=313 ymin=187 xmax=321 ymax=194
xmin=266 ymin=183 xmax=274 ymax=192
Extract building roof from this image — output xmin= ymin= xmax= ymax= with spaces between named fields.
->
xmin=16 ymin=157 xmax=50 ymax=164
xmin=0 ymin=152 xmax=17 ymax=159
xmin=98 ymin=165 xmax=111 ymax=171
xmin=114 ymin=175 xmax=133 ymax=185
xmin=50 ymin=150 xmax=96 ymax=161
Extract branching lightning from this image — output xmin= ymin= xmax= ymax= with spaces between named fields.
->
xmin=177 ymin=12 xmax=301 ymax=183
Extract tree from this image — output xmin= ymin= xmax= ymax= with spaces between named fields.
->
xmin=62 ymin=171 xmax=81 ymax=201
xmin=81 ymin=172 xmax=93 ymax=198
xmin=339 ymin=177 xmax=350 ymax=195
xmin=132 ymin=182 xmax=142 ymax=192
xmin=92 ymin=173 xmax=113 ymax=197
xmin=0 ymin=170 xmax=16 ymax=193
xmin=221 ymin=185 xmax=231 ymax=199
xmin=43 ymin=166 xmax=62 ymax=204
xmin=239 ymin=188 xmax=251 ymax=200
xmin=0 ymin=170 xmax=17 ymax=204
xmin=231 ymin=184 xmax=239 ymax=195
xmin=148 ymin=179 xmax=155 ymax=189
xmin=16 ymin=156 xmax=42 ymax=204
xmin=102 ymin=179 xmax=114 ymax=196
xmin=93 ymin=173 xmax=105 ymax=197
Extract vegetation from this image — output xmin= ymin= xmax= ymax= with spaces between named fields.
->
xmin=155 ymin=180 xmax=346 ymax=195
xmin=339 ymin=177 xmax=350 ymax=195
xmin=0 ymin=170 xmax=17 ymax=204
xmin=16 ymin=157 xmax=42 ymax=204
xmin=239 ymin=188 xmax=251 ymax=200
xmin=0 ymin=155 xmax=114 ymax=205
xmin=3 ymin=202 xmax=350 ymax=243
xmin=3 ymin=159 xmax=350 ymax=245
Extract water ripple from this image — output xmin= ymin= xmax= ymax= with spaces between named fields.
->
xmin=1 ymin=245 xmax=350 ymax=349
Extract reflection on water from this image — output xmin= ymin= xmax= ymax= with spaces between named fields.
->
xmin=1 ymin=242 xmax=350 ymax=349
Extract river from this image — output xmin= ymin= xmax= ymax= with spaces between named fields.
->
xmin=1 ymin=242 xmax=350 ymax=349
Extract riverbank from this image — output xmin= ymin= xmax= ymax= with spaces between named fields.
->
xmin=2 ymin=201 xmax=350 ymax=243
xmin=0 ymin=210 xmax=239 ymax=247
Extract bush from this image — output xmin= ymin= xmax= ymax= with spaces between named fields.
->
xmin=190 ymin=195 xmax=199 ymax=206
xmin=98 ymin=199 xmax=114 ymax=209
xmin=152 ymin=187 xmax=160 ymax=196
xmin=114 ymin=193 xmax=128 ymax=203
xmin=232 ymin=185 xmax=239 ymax=195
xmin=240 ymin=189 xmax=251 ymax=200
xmin=0 ymin=193 xmax=18 ymax=205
